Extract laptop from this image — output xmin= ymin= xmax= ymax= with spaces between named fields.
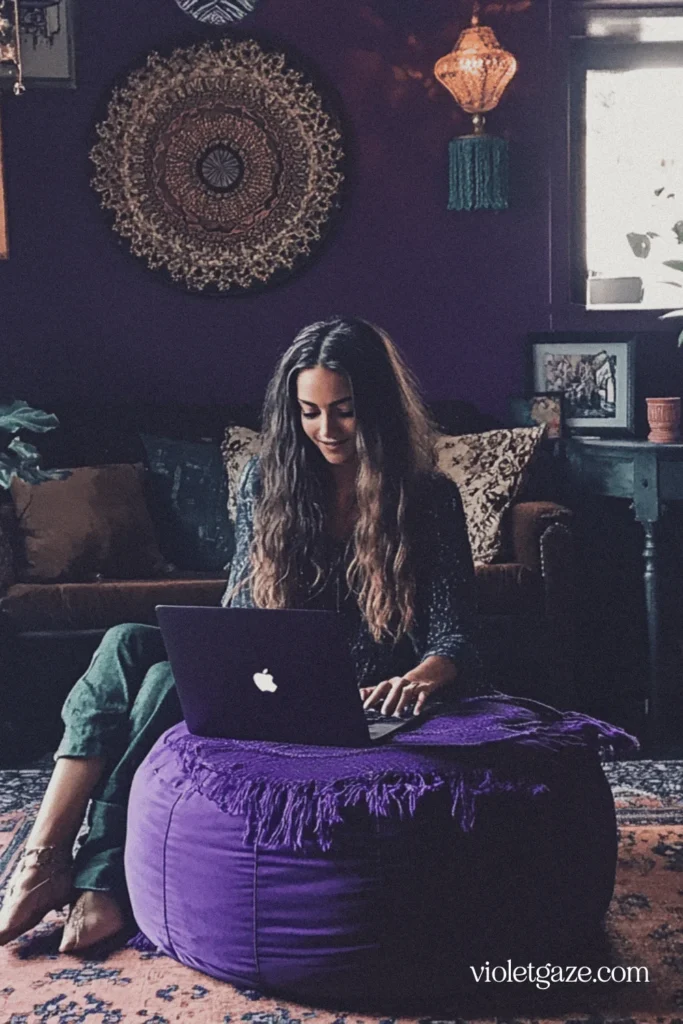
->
xmin=155 ymin=605 xmax=425 ymax=746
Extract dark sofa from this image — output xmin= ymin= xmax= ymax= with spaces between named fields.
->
xmin=0 ymin=399 xmax=577 ymax=756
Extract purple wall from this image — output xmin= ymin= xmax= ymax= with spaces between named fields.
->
xmin=1 ymin=0 xmax=552 ymax=416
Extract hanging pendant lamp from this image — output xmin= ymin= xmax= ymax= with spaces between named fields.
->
xmin=434 ymin=5 xmax=517 ymax=211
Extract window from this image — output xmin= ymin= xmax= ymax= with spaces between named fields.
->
xmin=570 ymin=7 xmax=683 ymax=310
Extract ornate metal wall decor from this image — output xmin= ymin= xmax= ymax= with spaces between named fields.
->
xmin=173 ymin=0 xmax=258 ymax=25
xmin=90 ymin=39 xmax=345 ymax=294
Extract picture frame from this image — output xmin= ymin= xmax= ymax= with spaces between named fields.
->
xmin=0 ymin=106 xmax=7 ymax=259
xmin=0 ymin=0 xmax=76 ymax=90
xmin=530 ymin=337 xmax=636 ymax=436
xmin=509 ymin=391 xmax=564 ymax=440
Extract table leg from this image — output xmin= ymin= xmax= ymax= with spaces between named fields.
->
xmin=641 ymin=518 xmax=666 ymax=755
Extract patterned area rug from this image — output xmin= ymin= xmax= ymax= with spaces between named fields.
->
xmin=607 ymin=759 xmax=683 ymax=824
xmin=2 ymin=758 xmax=683 ymax=1023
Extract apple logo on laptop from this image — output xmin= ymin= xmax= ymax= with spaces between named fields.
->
xmin=253 ymin=668 xmax=277 ymax=693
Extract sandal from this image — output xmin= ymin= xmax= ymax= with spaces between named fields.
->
xmin=0 ymin=845 xmax=72 ymax=946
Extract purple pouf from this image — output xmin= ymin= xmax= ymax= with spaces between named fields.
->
xmin=125 ymin=710 xmax=628 ymax=1009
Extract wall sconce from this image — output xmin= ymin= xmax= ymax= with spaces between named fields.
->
xmin=434 ymin=4 xmax=516 ymax=211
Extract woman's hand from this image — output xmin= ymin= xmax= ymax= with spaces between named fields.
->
xmin=359 ymin=655 xmax=457 ymax=717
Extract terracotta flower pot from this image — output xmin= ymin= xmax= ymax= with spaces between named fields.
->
xmin=646 ymin=397 xmax=681 ymax=444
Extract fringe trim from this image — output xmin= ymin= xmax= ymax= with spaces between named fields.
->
xmin=127 ymin=930 xmax=158 ymax=952
xmin=471 ymin=713 xmax=640 ymax=759
xmin=163 ymin=732 xmax=550 ymax=851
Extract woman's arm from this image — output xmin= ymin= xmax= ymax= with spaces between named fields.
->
xmin=403 ymin=654 xmax=457 ymax=688
xmin=221 ymin=456 xmax=260 ymax=609
xmin=361 ymin=473 xmax=483 ymax=715
xmin=413 ymin=473 xmax=482 ymax=674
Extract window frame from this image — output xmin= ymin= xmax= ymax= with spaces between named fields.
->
xmin=569 ymin=37 xmax=683 ymax=308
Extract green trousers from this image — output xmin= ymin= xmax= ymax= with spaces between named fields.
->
xmin=55 ymin=623 xmax=182 ymax=901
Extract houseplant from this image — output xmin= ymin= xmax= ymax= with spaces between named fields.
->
xmin=656 ymin=263 xmax=683 ymax=347
xmin=627 ymin=212 xmax=683 ymax=345
xmin=0 ymin=397 xmax=69 ymax=584
xmin=0 ymin=398 xmax=68 ymax=489
xmin=0 ymin=400 xmax=69 ymax=764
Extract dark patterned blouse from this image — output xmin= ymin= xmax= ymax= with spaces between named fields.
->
xmin=221 ymin=456 xmax=486 ymax=698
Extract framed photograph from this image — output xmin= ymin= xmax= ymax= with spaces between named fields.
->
xmin=0 ymin=0 xmax=75 ymax=90
xmin=531 ymin=338 xmax=636 ymax=435
xmin=509 ymin=392 xmax=564 ymax=440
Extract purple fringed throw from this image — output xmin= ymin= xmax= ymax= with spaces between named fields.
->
xmin=126 ymin=930 xmax=158 ymax=952
xmin=162 ymin=727 xmax=546 ymax=850
xmin=391 ymin=694 xmax=640 ymax=759
xmin=159 ymin=697 xmax=637 ymax=853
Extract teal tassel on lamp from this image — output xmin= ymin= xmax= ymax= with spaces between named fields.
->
xmin=448 ymin=129 xmax=509 ymax=211
xmin=435 ymin=6 xmax=517 ymax=212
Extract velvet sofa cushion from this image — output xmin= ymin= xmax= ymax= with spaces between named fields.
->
xmin=10 ymin=464 xmax=167 ymax=584
xmin=434 ymin=427 xmax=546 ymax=565
xmin=140 ymin=434 xmax=234 ymax=572
xmin=474 ymin=562 xmax=542 ymax=617
xmin=0 ymin=576 xmax=226 ymax=631
xmin=0 ymin=564 xmax=537 ymax=632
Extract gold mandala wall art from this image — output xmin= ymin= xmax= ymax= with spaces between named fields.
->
xmin=90 ymin=38 xmax=345 ymax=294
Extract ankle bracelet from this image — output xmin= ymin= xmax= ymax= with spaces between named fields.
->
xmin=20 ymin=846 xmax=69 ymax=869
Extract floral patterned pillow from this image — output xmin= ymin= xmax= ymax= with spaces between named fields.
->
xmin=220 ymin=425 xmax=262 ymax=523
xmin=434 ymin=426 xmax=546 ymax=565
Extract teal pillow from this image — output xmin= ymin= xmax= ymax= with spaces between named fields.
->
xmin=140 ymin=434 xmax=233 ymax=573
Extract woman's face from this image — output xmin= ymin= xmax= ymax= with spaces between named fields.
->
xmin=296 ymin=366 xmax=357 ymax=465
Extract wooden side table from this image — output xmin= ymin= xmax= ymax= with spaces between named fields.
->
xmin=567 ymin=437 xmax=683 ymax=756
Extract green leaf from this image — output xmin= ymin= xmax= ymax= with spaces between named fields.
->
xmin=0 ymin=455 xmax=17 ymax=489
xmin=8 ymin=438 xmax=40 ymax=464
xmin=0 ymin=460 xmax=71 ymax=490
xmin=0 ymin=404 xmax=70 ymax=489
xmin=626 ymin=232 xmax=651 ymax=258
xmin=0 ymin=399 xmax=60 ymax=436
xmin=662 ymin=260 xmax=683 ymax=274
xmin=16 ymin=467 xmax=71 ymax=485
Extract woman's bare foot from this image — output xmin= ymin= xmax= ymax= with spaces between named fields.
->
xmin=59 ymin=890 xmax=126 ymax=952
xmin=0 ymin=846 xmax=72 ymax=946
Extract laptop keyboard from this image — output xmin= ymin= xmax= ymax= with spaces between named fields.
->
xmin=364 ymin=705 xmax=415 ymax=724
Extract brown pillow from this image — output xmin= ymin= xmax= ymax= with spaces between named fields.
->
xmin=10 ymin=463 xmax=167 ymax=583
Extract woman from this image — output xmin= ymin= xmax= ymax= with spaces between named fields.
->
xmin=0 ymin=317 xmax=485 ymax=952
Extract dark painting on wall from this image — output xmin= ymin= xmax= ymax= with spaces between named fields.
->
xmin=531 ymin=338 xmax=636 ymax=435
xmin=0 ymin=0 xmax=75 ymax=89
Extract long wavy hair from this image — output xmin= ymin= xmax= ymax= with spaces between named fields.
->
xmin=242 ymin=317 xmax=438 ymax=643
